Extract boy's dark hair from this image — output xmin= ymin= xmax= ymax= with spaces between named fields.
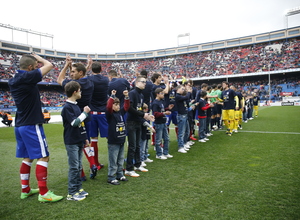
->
xmin=217 ymin=84 xmax=223 ymax=91
xmin=92 ymin=62 xmax=102 ymax=73
xmin=222 ymin=81 xmax=229 ymax=86
xmin=19 ymin=54 xmax=37 ymax=70
xmin=200 ymin=90 xmax=207 ymax=98
xmin=155 ymin=88 xmax=164 ymax=95
xmin=151 ymin=73 xmax=161 ymax=83
xmin=212 ymin=84 xmax=217 ymax=89
xmin=201 ymin=83 xmax=208 ymax=88
xmin=140 ymin=70 xmax=148 ymax=77
xmin=108 ymin=70 xmax=118 ymax=77
xmin=72 ymin=63 xmax=86 ymax=76
xmin=113 ymin=97 xmax=120 ymax=104
xmin=65 ymin=81 xmax=81 ymax=98
xmin=187 ymin=79 xmax=194 ymax=86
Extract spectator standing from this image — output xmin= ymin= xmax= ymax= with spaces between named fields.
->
xmin=43 ymin=109 xmax=51 ymax=124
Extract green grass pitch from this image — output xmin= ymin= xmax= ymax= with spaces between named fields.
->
xmin=0 ymin=106 xmax=299 ymax=219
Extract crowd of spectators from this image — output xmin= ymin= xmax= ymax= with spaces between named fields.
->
xmin=1 ymin=38 xmax=300 ymax=107
xmin=1 ymin=38 xmax=300 ymax=83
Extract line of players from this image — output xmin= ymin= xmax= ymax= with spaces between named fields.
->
xmin=56 ymin=56 xmax=260 ymax=180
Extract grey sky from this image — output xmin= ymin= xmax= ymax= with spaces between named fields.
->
xmin=0 ymin=0 xmax=300 ymax=54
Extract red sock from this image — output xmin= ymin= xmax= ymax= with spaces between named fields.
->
xmin=90 ymin=139 xmax=99 ymax=166
xmin=81 ymin=168 xmax=85 ymax=178
xmin=151 ymin=127 xmax=156 ymax=145
xmin=20 ymin=161 xmax=32 ymax=193
xmin=36 ymin=161 xmax=48 ymax=195
xmin=83 ymin=146 xmax=96 ymax=168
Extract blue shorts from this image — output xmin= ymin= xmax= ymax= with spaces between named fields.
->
xmin=166 ymin=111 xmax=178 ymax=126
xmin=89 ymin=114 xmax=108 ymax=138
xmin=15 ymin=124 xmax=49 ymax=159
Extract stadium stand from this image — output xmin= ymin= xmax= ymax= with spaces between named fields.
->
xmin=0 ymin=28 xmax=300 ymax=108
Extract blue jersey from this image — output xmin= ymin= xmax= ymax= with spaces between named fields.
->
xmin=88 ymin=74 xmax=109 ymax=112
xmin=253 ymin=96 xmax=260 ymax=105
xmin=106 ymin=98 xmax=129 ymax=144
xmin=175 ymin=93 xmax=190 ymax=114
xmin=62 ymin=77 xmax=94 ymax=111
xmin=132 ymin=80 xmax=153 ymax=107
xmin=108 ymin=78 xmax=130 ymax=107
xmin=61 ymin=101 xmax=87 ymax=145
xmin=8 ymin=69 xmax=44 ymax=126
xmin=152 ymin=99 xmax=167 ymax=124
xmin=235 ymin=91 xmax=243 ymax=109
xmin=221 ymin=89 xmax=236 ymax=110
xmin=127 ymin=87 xmax=145 ymax=122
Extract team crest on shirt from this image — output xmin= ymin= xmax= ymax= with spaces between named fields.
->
xmin=116 ymin=122 xmax=125 ymax=134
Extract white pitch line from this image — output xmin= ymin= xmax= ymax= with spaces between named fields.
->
xmin=216 ymin=130 xmax=300 ymax=135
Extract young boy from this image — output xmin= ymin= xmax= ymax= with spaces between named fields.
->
xmin=198 ymin=91 xmax=214 ymax=142
xmin=175 ymin=84 xmax=192 ymax=153
xmin=140 ymin=103 xmax=155 ymax=165
xmin=61 ymin=81 xmax=90 ymax=201
xmin=106 ymin=89 xmax=130 ymax=185
xmin=152 ymin=88 xmax=173 ymax=159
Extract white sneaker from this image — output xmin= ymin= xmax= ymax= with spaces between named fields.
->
xmin=164 ymin=154 xmax=173 ymax=158
xmin=125 ymin=170 xmax=140 ymax=177
xmin=206 ymin=133 xmax=213 ymax=136
xmin=184 ymin=145 xmax=190 ymax=151
xmin=204 ymin=138 xmax=209 ymax=141
xmin=67 ymin=193 xmax=86 ymax=201
xmin=233 ymin=129 xmax=238 ymax=133
xmin=156 ymin=155 xmax=167 ymax=160
xmin=183 ymin=144 xmax=191 ymax=149
xmin=212 ymin=125 xmax=218 ymax=130
xmin=134 ymin=166 xmax=148 ymax=172
xmin=184 ymin=144 xmax=191 ymax=149
xmin=141 ymin=161 xmax=147 ymax=167
xmin=144 ymin=158 xmax=153 ymax=163
xmin=187 ymin=141 xmax=194 ymax=145
xmin=178 ymin=148 xmax=187 ymax=153
xmin=198 ymin=139 xmax=206 ymax=143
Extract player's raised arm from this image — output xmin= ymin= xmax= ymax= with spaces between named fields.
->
xmin=57 ymin=55 xmax=72 ymax=85
xmin=31 ymin=53 xmax=53 ymax=76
